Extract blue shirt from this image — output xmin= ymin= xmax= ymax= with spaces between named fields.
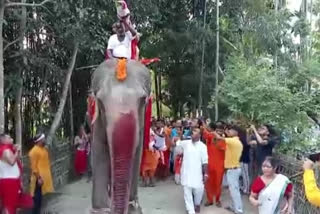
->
xmin=171 ymin=128 xmax=178 ymax=138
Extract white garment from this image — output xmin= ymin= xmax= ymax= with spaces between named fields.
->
xmin=226 ymin=168 xmax=243 ymax=214
xmin=175 ymin=174 xmax=181 ymax=185
xmin=176 ymin=140 xmax=208 ymax=189
xmin=0 ymin=160 xmax=20 ymax=179
xmin=183 ymin=186 xmax=204 ymax=214
xmin=258 ymin=174 xmax=290 ymax=214
xmin=107 ymin=32 xmax=134 ymax=59
xmin=154 ymin=128 xmax=165 ymax=150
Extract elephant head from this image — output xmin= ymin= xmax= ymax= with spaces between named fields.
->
xmin=90 ymin=59 xmax=151 ymax=214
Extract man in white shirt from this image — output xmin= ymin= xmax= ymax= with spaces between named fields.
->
xmin=106 ymin=20 xmax=138 ymax=59
xmin=176 ymin=128 xmax=208 ymax=214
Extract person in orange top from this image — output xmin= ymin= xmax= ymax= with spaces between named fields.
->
xmin=28 ymin=133 xmax=54 ymax=214
xmin=202 ymin=121 xmax=226 ymax=207
xmin=141 ymin=128 xmax=160 ymax=187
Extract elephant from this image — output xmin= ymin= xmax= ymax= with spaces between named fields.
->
xmin=89 ymin=59 xmax=151 ymax=214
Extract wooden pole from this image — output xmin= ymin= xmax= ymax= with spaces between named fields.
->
xmin=158 ymin=71 xmax=162 ymax=118
xmin=215 ymin=0 xmax=220 ymax=121
xmin=0 ymin=0 xmax=5 ymax=133
xmin=198 ymin=0 xmax=207 ymax=117
xmin=69 ymin=82 xmax=74 ymax=143
xmin=15 ymin=0 xmax=26 ymax=152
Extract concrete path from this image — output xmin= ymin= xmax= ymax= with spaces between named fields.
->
xmin=44 ymin=177 xmax=257 ymax=214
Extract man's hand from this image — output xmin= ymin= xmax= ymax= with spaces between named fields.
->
xmin=250 ymin=125 xmax=256 ymax=130
xmin=206 ymin=118 xmax=211 ymax=125
xmin=173 ymin=136 xmax=180 ymax=143
xmin=213 ymin=131 xmax=224 ymax=140
xmin=251 ymin=198 xmax=260 ymax=207
xmin=303 ymin=159 xmax=314 ymax=171
xmin=122 ymin=15 xmax=131 ymax=26
xmin=280 ymin=200 xmax=288 ymax=214
xmin=249 ymin=140 xmax=257 ymax=145
xmin=15 ymin=145 xmax=21 ymax=157
xmin=203 ymin=174 xmax=209 ymax=183
xmin=37 ymin=177 xmax=44 ymax=186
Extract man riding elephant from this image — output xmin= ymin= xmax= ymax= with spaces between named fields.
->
xmin=89 ymin=58 xmax=151 ymax=214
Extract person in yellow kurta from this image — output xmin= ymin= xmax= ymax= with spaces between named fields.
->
xmin=28 ymin=133 xmax=54 ymax=214
xmin=303 ymin=159 xmax=320 ymax=207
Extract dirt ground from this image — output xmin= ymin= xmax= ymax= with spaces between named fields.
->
xmin=44 ymin=177 xmax=257 ymax=214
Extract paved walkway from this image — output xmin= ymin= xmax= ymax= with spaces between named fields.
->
xmin=44 ymin=178 xmax=257 ymax=214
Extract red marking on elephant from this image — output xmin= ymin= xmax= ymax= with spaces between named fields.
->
xmin=112 ymin=111 xmax=136 ymax=214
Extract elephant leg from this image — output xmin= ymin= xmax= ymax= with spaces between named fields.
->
xmin=91 ymin=114 xmax=111 ymax=211
xmin=128 ymin=127 xmax=144 ymax=214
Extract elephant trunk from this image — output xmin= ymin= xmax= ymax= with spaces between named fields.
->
xmin=110 ymin=111 xmax=137 ymax=214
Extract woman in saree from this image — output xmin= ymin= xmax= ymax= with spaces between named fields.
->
xmin=74 ymin=125 xmax=89 ymax=176
xmin=249 ymin=156 xmax=294 ymax=214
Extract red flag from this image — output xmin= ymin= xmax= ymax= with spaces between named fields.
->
xmin=140 ymin=58 xmax=160 ymax=66
xmin=140 ymin=96 xmax=152 ymax=176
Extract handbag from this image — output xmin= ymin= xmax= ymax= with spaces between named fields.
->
xmin=17 ymin=192 xmax=34 ymax=209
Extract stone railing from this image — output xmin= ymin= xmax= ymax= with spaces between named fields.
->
xmin=21 ymin=140 xmax=74 ymax=191
xmin=275 ymin=154 xmax=320 ymax=214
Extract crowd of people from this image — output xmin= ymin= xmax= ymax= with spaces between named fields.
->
xmin=139 ymin=117 xmax=300 ymax=214
xmin=1 ymin=2 xmax=320 ymax=211
xmin=0 ymin=118 xmax=319 ymax=214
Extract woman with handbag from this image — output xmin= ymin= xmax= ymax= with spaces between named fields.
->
xmin=74 ymin=126 xmax=89 ymax=176
xmin=0 ymin=134 xmax=33 ymax=214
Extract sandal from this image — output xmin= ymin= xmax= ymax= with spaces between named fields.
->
xmin=204 ymin=202 xmax=213 ymax=207
xmin=216 ymin=201 xmax=222 ymax=208
xmin=224 ymin=206 xmax=235 ymax=213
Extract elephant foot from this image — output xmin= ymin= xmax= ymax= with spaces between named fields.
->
xmin=90 ymin=208 xmax=111 ymax=214
xmin=128 ymin=200 xmax=143 ymax=214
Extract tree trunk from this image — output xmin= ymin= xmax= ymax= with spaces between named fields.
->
xmin=215 ymin=0 xmax=220 ymax=121
xmin=14 ymin=82 xmax=23 ymax=146
xmin=274 ymin=0 xmax=278 ymax=68
xmin=0 ymin=0 xmax=5 ymax=133
xmin=4 ymin=97 xmax=8 ymax=132
xmin=69 ymin=83 xmax=74 ymax=143
xmin=198 ymin=0 xmax=207 ymax=117
xmin=309 ymin=0 xmax=313 ymax=57
xmin=300 ymin=0 xmax=308 ymax=61
xmin=47 ymin=43 xmax=79 ymax=146
xmin=158 ymin=71 xmax=162 ymax=118
xmin=15 ymin=0 xmax=27 ymax=149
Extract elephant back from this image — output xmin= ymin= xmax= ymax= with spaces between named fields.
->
xmin=91 ymin=59 xmax=151 ymax=95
